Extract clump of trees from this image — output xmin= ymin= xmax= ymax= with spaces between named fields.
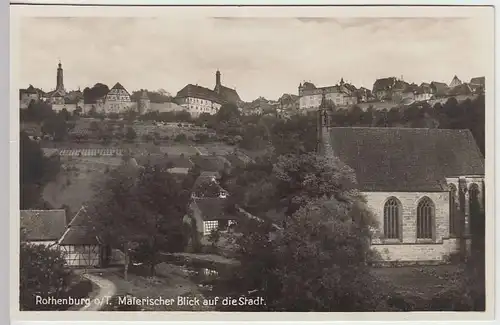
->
xmin=87 ymin=164 xmax=191 ymax=277
xmin=20 ymin=132 xmax=61 ymax=209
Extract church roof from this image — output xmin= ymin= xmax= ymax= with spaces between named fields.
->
xmin=176 ymin=84 xmax=223 ymax=104
xmin=328 ymin=127 xmax=484 ymax=192
xmin=216 ymin=85 xmax=241 ymax=104
xmin=45 ymin=88 xmax=66 ymax=98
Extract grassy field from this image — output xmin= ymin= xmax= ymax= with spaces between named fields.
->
xmin=371 ymin=265 xmax=459 ymax=297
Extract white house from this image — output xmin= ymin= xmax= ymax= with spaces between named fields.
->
xmin=188 ymin=198 xmax=238 ymax=236
xmin=20 ymin=209 xmax=67 ymax=247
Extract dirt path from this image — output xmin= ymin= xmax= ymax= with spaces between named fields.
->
xmin=79 ymin=273 xmax=117 ymax=311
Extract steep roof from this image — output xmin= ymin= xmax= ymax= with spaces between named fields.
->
xmin=58 ymin=206 xmax=101 ymax=245
xmin=20 ymin=210 xmax=67 ymax=241
xmin=176 ymin=84 xmax=222 ymax=104
xmin=112 ymin=82 xmax=126 ymax=91
xmin=328 ymin=127 xmax=484 ymax=192
xmin=449 ymin=75 xmax=462 ymax=86
xmin=192 ymin=198 xmax=236 ymax=221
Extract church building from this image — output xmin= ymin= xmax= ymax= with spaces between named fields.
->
xmin=317 ymin=99 xmax=485 ymax=264
xmin=175 ymin=70 xmax=242 ymax=117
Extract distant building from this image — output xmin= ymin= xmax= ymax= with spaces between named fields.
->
xmin=175 ymin=84 xmax=223 ymax=118
xmin=469 ymin=77 xmax=485 ymax=94
xmin=103 ymin=82 xmax=134 ymax=114
xmin=298 ymin=78 xmax=358 ymax=112
xmin=19 ymin=85 xmax=43 ymax=109
xmin=430 ymin=81 xmax=450 ymax=98
xmin=175 ymin=70 xmax=242 ymax=118
xmin=20 ymin=209 xmax=67 ymax=247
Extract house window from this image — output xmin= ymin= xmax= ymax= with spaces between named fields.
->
xmin=417 ymin=197 xmax=434 ymax=239
xmin=204 ymin=220 xmax=218 ymax=234
xmin=449 ymin=184 xmax=459 ymax=237
xmin=383 ymin=197 xmax=401 ymax=239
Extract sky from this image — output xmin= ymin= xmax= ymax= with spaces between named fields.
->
xmin=18 ymin=16 xmax=491 ymax=101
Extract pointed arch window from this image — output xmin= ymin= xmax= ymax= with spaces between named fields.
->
xmin=417 ymin=197 xmax=435 ymax=239
xmin=384 ymin=197 xmax=401 ymax=239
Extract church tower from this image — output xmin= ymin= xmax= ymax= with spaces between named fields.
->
xmin=56 ymin=60 xmax=64 ymax=92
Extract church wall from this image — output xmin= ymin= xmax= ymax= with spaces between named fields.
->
xmin=363 ymin=191 xmax=459 ymax=263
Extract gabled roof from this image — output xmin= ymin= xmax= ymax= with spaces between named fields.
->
xmin=176 ymin=84 xmax=222 ymax=104
xmin=112 ymin=82 xmax=126 ymax=91
xmin=58 ymin=206 xmax=101 ymax=245
xmin=449 ymin=75 xmax=462 ymax=86
xmin=430 ymin=82 xmax=449 ymax=95
xmin=328 ymin=127 xmax=484 ymax=192
xmin=192 ymin=198 xmax=236 ymax=221
xmin=46 ymin=88 xmax=66 ymax=98
xmin=20 ymin=209 xmax=67 ymax=241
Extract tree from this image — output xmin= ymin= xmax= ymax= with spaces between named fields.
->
xmin=20 ymin=243 xmax=72 ymax=310
xmin=83 ymin=83 xmax=109 ymax=104
xmin=87 ymin=165 xmax=190 ymax=276
xmin=20 ymin=132 xmax=61 ymax=209
xmin=125 ymin=127 xmax=137 ymax=142
xmin=42 ymin=115 xmax=68 ymax=141
xmin=216 ymin=103 xmax=240 ymax=123
xmin=215 ymin=153 xmax=385 ymax=311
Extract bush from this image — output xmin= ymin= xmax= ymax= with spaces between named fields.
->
xmin=20 ymin=243 xmax=72 ymax=310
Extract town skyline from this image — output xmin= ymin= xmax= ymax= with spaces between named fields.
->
xmin=19 ymin=16 xmax=489 ymax=101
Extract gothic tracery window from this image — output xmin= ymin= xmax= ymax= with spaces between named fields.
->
xmin=384 ymin=197 xmax=401 ymax=239
xmin=417 ymin=197 xmax=435 ymax=239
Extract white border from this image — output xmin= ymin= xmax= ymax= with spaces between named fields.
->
xmin=9 ymin=1 xmax=497 ymax=324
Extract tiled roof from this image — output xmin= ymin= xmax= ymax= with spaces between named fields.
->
xmin=192 ymin=198 xmax=236 ymax=221
xmin=20 ymin=209 xmax=67 ymax=241
xmin=46 ymin=89 xmax=66 ymax=98
xmin=328 ymin=127 xmax=484 ymax=192
xmin=112 ymin=82 xmax=126 ymax=91
xmin=176 ymin=84 xmax=223 ymax=104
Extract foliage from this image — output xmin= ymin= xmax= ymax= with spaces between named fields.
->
xmin=130 ymin=89 xmax=173 ymax=103
xmin=125 ymin=127 xmax=137 ymax=142
xmin=19 ymin=243 xmax=72 ymax=311
xmin=87 ymin=164 xmax=191 ymax=275
xmin=83 ymin=83 xmax=109 ymax=104
xmin=20 ymin=132 xmax=61 ymax=209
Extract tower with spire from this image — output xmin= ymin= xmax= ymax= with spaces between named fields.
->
xmin=56 ymin=60 xmax=65 ymax=93
xmin=215 ymin=70 xmax=221 ymax=94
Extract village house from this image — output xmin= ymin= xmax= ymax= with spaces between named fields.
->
xmin=19 ymin=85 xmax=44 ymax=109
xmin=414 ymin=83 xmax=433 ymax=102
xmin=298 ymin=78 xmax=358 ymax=112
xmin=447 ymin=83 xmax=474 ymax=97
xmin=430 ymin=81 xmax=450 ymax=98
xmin=102 ymin=82 xmax=134 ymax=114
xmin=187 ymin=197 xmax=238 ymax=237
xmin=20 ymin=209 xmax=67 ymax=247
xmin=320 ymin=126 xmax=484 ymax=264
xmin=57 ymin=206 xmax=111 ymax=268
